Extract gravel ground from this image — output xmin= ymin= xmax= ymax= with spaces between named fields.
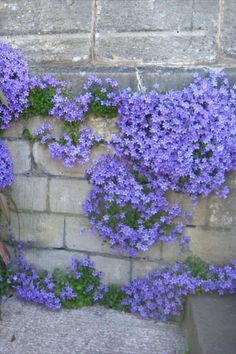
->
xmin=0 ymin=297 xmax=186 ymax=354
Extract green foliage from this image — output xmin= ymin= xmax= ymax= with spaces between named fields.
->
xmin=64 ymin=121 xmax=81 ymax=145
xmin=0 ymin=259 xmax=12 ymax=299
xmin=22 ymin=86 xmax=56 ymax=118
xmin=89 ymin=86 xmax=118 ymax=118
xmin=51 ymin=266 xmax=101 ymax=309
xmin=184 ymin=255 xmax=209 ymax=280
xmin=100 ymin=284 xmax=127 ymax=311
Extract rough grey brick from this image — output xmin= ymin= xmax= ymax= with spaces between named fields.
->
xmin=0 ymin=0 xmax=92 ymax=35
xmin=96 ymin=32 xmax=216 ymax=65
xmin=49 ymin=178 xmax=91 ymax=214
xmin=11 ymin=212 xmax=64 ymax=248
xmin=90 ymin=255 xmax=131 ymax=285
xmin=139 ymin=67 xmax=205 ymax=91
xmin=6 ymin=140 xmax=31 ymax=174
xmin=2 ymin=34 xmax=90 ymax=64
xmin=222 ymin=0 xmax=236 ymax=58
xmin=30 ymin=68 xmax=138 ymax=94
xmin=11 ymin=176 xmax=48 ymax=212
xmin=97 ymin=0 xmax=218 ymax=33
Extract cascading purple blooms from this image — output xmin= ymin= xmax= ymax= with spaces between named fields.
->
xmin=0 ymin=140 xmax=14 ymax=189
xmin=84 ymin=154 xmax=188 ymax=256
xmin=113 ymin=71 xmax=236 ymax=197
xmin=122 ymin=260 xmax=236 ymax=321
xmin=9 ymin=243 xmax=107 ymax=310
xmin=0 ymin=42 xmax=30 ymax=130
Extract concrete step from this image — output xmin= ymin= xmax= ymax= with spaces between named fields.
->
xmin=185 ymin=295 xmax=236 ymax=354
xmin=0 ymin=297 xmax=186 ymax=354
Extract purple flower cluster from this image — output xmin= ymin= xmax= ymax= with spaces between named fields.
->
xmin=0 ymin=42 xmax=30 ymax=130
xmin=29 ymin=74 xmax=67 ymax=91
xmin=114 ymin=71 xmax=236 ymax=197
xmin=84 ymin=154 xmax=187 ymax=256
xmin=122 ymin=260 xmax=236 ymax=321
xmin=0 ymin=140 xmax=14 ymax=189
xmin=50 ymin=89 xmax=92 ymax=122
xmin=10 ymin=245 xmax=106 ymax=310
xmin=35 ymin=124 xmax=100 ymax=167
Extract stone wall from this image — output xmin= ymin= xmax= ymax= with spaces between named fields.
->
xmin=1 ymin=0 xmax=236 ymax=283
xmin=3 ymin=116 xmax=236 ymax=284
xmin=1 ymin=0 xmax=236 ymax=92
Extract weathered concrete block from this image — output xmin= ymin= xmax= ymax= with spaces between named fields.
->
xmin=65 ymin=216 xmax=113 ymax=254
xmin=167 ymin=191 xmax=208 ymax=226
xmin=11 ymin=176 xmax=48 ymax=212
xmin=208 ymin=191 xmax=236 ymax=228
xmin=0 ymin=0 xmax=92 ymax=35
xmin=97 ymin=0 xmax=218 ymax=33
xmin=222 ymin=0 xmax=236 ymax=58
xmin=90 ymin=255 xmax=131 ymax=285
xmin=11 ymin=212 xmax=64 ymax=248
xmin=6 ymin=140 xmax=31 ymax=174
xmin=23 ymin=248 xmax=87 ymax=272
xmin=33 ymin=143 xmax=110 ymax=178
xmin=49 ymin=178 xmax=91 ymax=214
xmin=3 ymin=34 xmax=90 ymax=64
xmin=131 ymin=259 xmax=162 ymax=279
xmin=96 ymin=32 xmax=216 ymax=65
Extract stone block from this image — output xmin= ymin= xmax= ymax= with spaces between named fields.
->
xmin=187 ymin=226 xmax=236 ymax=264
xmin=139 ymin=67 xmax=205 ymax=92
xmin=11 ymin=176 xmax=48 ymax=212
xmin=29 ymin=69 xmax=138 ymax=95
xmin=6 ymin=140 xmax=31 ymax=174
xmin=23 ymin=248 xmax=87 ymax=272
xmin=65 ymin=216 xmax=114 ymax=254
xmin=227 ymin=170 xmax=236 ymax=189
xmin=208 ymin=191 xmax=236 ymax=228
xmin=97 ymin=0 xmax=218 ymax=32
xmin=90 ymin=255 xmax=131 ymax=285
xmin=11 ymin=212 xmax=64 ymax=248
xmin=33 ymin=142 xmax=110 ymax=178
xmin=3 ymin=33 xmax=90 ymax=64
xmin=141 ymin=243 xmax=162 ymax=261
xmin=49 ymin=178 xmax=91 ymax=214
xmin=131 ymin=259 xmax=162 ymax=279
xmin=87 ymin=116 xmax=119 ymax=141
xmin=222 ymin=0 xmax=236 ymax=58
xmin=3 ymin=121 xmax=24 ymax=138
xmin=26 ymin=116 xmax=64 ymax=136
xmin=96 ymin=32 xmax=216 ymax=65
xmin=167 ymin=191 xmax=208 ymax=226
xmin=161 ymin=241 xmax=185 ymax=263
xmin=0 ymin=0 xmax=92 ymax=35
